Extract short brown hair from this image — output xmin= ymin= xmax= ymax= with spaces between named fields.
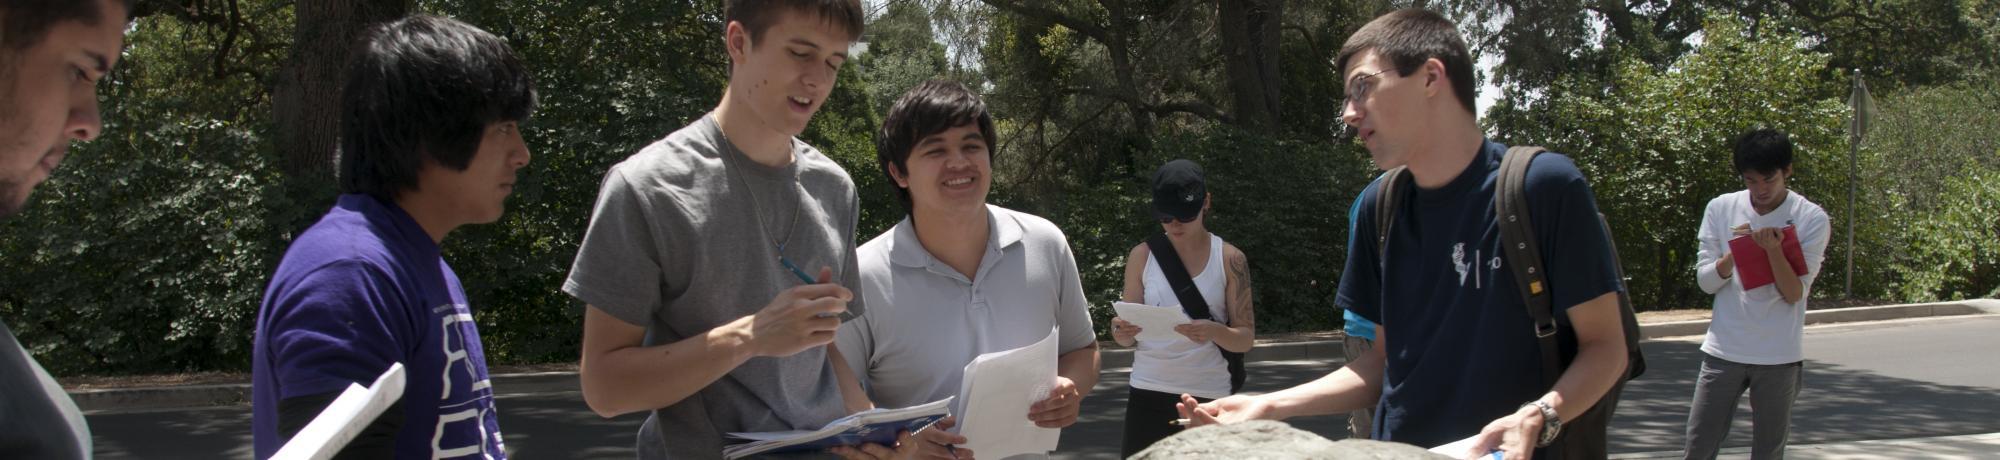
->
xmin=1335 ymin=9 xmax=1477 ymax=116
xmin=725 ymin=0 xmax=866 ymax=43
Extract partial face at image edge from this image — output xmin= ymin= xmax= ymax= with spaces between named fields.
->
xmin=0 ymin=0 xmax=130 ymax=217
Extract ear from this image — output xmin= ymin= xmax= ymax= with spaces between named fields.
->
xmin=725 ymin=21 xmax=750 ymax=65
xmin=1423 ymin=58 xmax=1446 ymax=97
xmin=888 ymin=162 xmax=910 ymax=188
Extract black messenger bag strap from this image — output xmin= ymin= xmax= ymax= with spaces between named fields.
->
xmin=1146 ymin=233 xmax=1247 ymax=394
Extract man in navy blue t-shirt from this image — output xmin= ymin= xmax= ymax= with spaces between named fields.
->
xmin=251 ymin=16 xmax=536 ymax=459
xmin=1179 ymin=9 xmax=1629 ymax=459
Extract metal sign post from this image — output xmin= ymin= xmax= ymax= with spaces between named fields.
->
xmin=1845 ymin=69 xmax=1875 ymax=299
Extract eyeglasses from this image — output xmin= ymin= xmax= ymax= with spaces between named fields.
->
xmin=1158 ymin=214 xmax=1199 ymax=225
xmin=1343 ymin=69 xmax=1394 ymax=110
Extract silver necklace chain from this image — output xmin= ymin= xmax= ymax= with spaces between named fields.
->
xmin=720 ymin=138 xmax=805 ymax=253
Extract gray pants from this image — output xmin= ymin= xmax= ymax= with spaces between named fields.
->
xmin=1684 ymin=353 xmax=1802 ymax=460
xmin=1342 ymin=334 xmax=1374 ymax=440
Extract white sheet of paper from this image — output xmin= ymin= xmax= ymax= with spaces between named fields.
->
xmin=1112 ymin=301 xmax=1194 ymax=343
xmin=272 ymin=363 xmax=407 ymax=460
xmin=952 ymin=326 xmax=1061 ymax=459
xmin=1427 ymin=434 xmax=1501 ymax=459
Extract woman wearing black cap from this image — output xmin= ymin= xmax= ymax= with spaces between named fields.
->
xmin=1111 ymin=159 xmax=1257 ymax=456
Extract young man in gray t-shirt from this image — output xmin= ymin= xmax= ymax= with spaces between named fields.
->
xmin=562 ymin=1 xmax=872 ymax=458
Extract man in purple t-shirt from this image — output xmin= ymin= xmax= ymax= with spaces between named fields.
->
xmin=251 ymin=15 xmax=536 ymax=459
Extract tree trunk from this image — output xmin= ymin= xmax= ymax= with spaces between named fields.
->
xmin=273 ymin=0 xmax=411 ymax=182
xmin=1216 ymin=0 xmax=1281 ymax=135
xmin=1100 ymin=0 xmax=1156 ymax=157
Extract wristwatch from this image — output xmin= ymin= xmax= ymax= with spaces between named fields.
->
xmin=1522 ymin=400 xmax=1562 ymax=448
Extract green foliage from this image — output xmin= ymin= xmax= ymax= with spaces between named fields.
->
xmin=1891 ymin=167 xmax=2000 ymax=301
xmin=1768 ymin=0 xmax=2000 ymax=89
xmin=855 ymin=1 xmax=976 ymax=117
xmin=1497 ymin=15 xmax=1849 ymax=310
xmin=1867 ymin=75 xmax=2000 ymax=300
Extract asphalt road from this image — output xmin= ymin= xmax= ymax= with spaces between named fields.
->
xmin=87 ymin=315 xmax=2000 ymax=459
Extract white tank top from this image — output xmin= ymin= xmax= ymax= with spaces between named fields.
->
xmin=1130 ymin=233 xmax=1232 ymax=398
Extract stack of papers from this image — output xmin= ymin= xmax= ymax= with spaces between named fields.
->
xmin=952 ymin=326 xmax=1062 ymax=459
xmin=271 ymin=363 xmax=407 ymax=460
xmin=1112 ymin=301 xmax=1194 ymax=343
xmin=722 ymin=397 xmax=952 ymax=459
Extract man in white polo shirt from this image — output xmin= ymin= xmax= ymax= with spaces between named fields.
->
xmin=1684 ymin=128 xmax=1830 ymax=460
xmin=831 ymin=80 xmax=1100 ymax=460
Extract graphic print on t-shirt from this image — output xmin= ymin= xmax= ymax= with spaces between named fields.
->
xmin=433 ymin=301 xmax=504 ymax=458
xmin=1450 ymin=242 xmax=1509 ymax=290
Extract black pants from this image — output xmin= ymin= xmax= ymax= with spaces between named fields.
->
xmin=1121 ymin=387 xmax=1214 ymax=457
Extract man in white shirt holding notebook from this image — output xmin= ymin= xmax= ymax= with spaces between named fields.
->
xmin=1684 ymin=128 xmax=1831 ymax=460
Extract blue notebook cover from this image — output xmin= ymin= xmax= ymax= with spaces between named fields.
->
xmin=723 ymin=397 xmax=953 ymax=459
xmin=745 ymin=414 xmax=947 ymax=455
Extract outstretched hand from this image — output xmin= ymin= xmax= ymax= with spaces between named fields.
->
xmin=1174 ymin=393 xmax=1273 ymax=428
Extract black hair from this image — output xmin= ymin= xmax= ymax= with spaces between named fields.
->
xmin=1 ymin=0 xmax=138 ymax=51
xmin=725 ymin=0 xmax=866 ymax=43
xmin=875 ymin=80 xmax=997 ymax=211
xmin=338 ymin=15 xmax=536 ymax=202
xmin=1335 ymin=9 xmax=1478 ymax=116
xmin=1732 ymin=128 xmax=1794 ymax=176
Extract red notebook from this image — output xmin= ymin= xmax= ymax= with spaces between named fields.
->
xmin=1728 ymin=225 xmax=1807 ymax=290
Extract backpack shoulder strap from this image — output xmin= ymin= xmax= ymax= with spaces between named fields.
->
xmin=1374 ymin=167 xmax=1412 ymax=274
xmin=1495 ymin=145 xmax=1564 ymax=388
xmin=1146 ymin=234 xmax=1213 ymax=321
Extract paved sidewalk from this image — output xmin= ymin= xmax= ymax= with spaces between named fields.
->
xmin=68 ymin=299 xmax=1999 ymax=412
xmin=1611 ymin=432 xmax=2000 ymax=459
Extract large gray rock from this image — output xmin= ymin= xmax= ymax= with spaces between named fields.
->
xmin=1130 ymin=420 xmax=1449 ymax=459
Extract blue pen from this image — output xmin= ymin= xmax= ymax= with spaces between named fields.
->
xmin=780 ymin=255 xmax=817 ymax=284
xmin=782 ymin=256 xmax=847 ymax=319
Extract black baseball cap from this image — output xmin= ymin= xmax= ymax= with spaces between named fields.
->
xmin=1151 ymin=159 xmax=1206 ymax=221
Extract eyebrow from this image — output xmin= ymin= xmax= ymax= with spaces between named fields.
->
xmin=84 ymin=50 xmax=112 ymax=74
xmin=1346 ymin=70 xmax=1378 ymax=86
xmin=916 ymin=131 xmax=985 ymax=148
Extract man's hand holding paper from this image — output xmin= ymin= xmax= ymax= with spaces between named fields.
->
xmin=1027 ymin=377 xmax=1083 ymax=428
